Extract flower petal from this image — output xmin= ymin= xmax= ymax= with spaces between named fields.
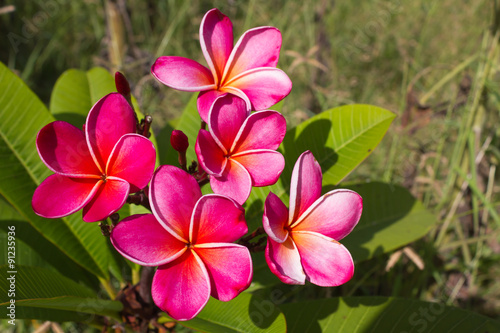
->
xmin=263 ymin=192 xmax=289 ymax=243
xmin=226 ymin=67 xmax=292 ymax=111
xmin=152 ymin=56 xmax=215 ymax=92
xmin=208 ymin=95 xmax=248 ymax=153
xmin=232 ymin=150 xmax=284 ymax=186
xmin=149 ymin=165 xmax=201 ymax=242
xmin=106 ymin=134 xmax=156 ymax=192
xmin=190 ymin=194 xmax=246 ymax=244
xmin=232 ymin=110 xmax=286 ymax=153
xmin=82 ymin=178 xmax=129 ymax=222
xmin=195 ymin=129 xmax=227 ymax=177
xmin=195 ymin=244 xmax=252 ymax=301
xmin=265 ymin=237 xmax=305 ymax=285
xmin=32 ymin=174 xmax=100 ymax=219
xmin=289 ymin=151 xmax=322 ymax=224
xmin=36 ymin=121 xmax=100 ymax=177
xmin=152 ymin=250 xmax=210 ymax=321
xmin=210 ymin=159 xmax=252 ymax=205
xmin=199 ymin=8 xmax=233 ymax=83
xmin=110 ymin=214 xmax=186 ymax=266
xmin=197 ymin=90 xmax=227 ymax=123
xmin=86 ymin=93 xmax=136 ymax=170
xmin=223 ymin=27 xmax=281 ymax=81
xmin=293 ymin=231 xmax=354 ymax=287
xmin=293 ymin=189 xmax=362 ymax=240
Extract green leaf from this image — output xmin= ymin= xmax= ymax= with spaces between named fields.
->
xmin=50 ymin=67 xmax=116 ymax=126
xmin=280 ymin=297 xmax=500 ymax=332
xmin=0 ymin=265 xmax=122 ymax=321
xmin=162 ymin=292 xmax=286 ymax=333
xmin=0 ymin=62 xmax=119 ymax=279
xmin=245 ymin=104 xmax=395 ymax=231
xmin=342 ymin=182 xmax=436 ymax=262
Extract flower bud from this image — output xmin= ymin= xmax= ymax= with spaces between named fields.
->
xmin=170 ymin=130 xmax=189 ymax=153
xmin=115 ymin=71 xmax=131 ymax=97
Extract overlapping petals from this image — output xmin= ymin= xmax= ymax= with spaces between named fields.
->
xmin=151 ymin=8 xmax=292 ymax=121
xmin=196 ymin=95 xmax=286 ymax=205
xmin=263 ymin=151 xmax=363 ymax=286
xmin=32 ymin=93 xmax=156 ymax=222
xmin=110 ymin=166 xmax=252 ymax=321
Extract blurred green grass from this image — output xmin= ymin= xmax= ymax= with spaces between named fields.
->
xmin=1 ymin=0 xmax=500 ymax=330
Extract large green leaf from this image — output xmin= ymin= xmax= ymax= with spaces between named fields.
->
xmin=0 ymin=265 xmax=122 ymax=322
xmin=245 ymin=105 xmax=395 ymax=231
xmin=342 ymin=182 xmax=436 ymax=262
xmin=0 ymin=62 xmax=119 ymax=279
xmin=280 ymin=297 xmax=500 ymax=332
xmin=161 ymin=292 xmax=286 ymax=333
xmin=50 ymin=67 xmax=116 ymax=126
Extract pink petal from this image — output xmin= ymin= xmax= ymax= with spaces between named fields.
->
xmin=208 ymin=95 xmax=248 ymax=152
xmin=106 ymin=134 xmax=156 ymax=192
xmin=292 ymin=190 xmax=362 ymax=240
xmin=225 ymin=67 xmax=292 ymax=111
xmin=210 ymin=159 xmax=252 ymax=205
xmin=232 ymin=110 xmax=286 ymax=153
xmin=32 ymin=174 xmax=100 ymax=219
xmin=190 ymin=194 xmax=246 ymax=244
xmin=199 ymin=8 xmax=233 ymax=83
xmin=151 ymin=56 xmax=216 ymax=92
xmin=36 ymin=121 xmax=100 ymax=177
xmin=293 ymin=231 xmax=354 ymax=287
xmin=195 ymin=129 xmax=227 ymax=177
xmin=265 ymin=237 xmax=305 ymax=285
xmin=195 ymin=244 xmax=252 ymax=301
xmin=86 ymin=93 xmax=136 ymax=170
xmin=263 ymin=192 xmax=289 ymax=243
xmin=149 ymin=166 xmax=201 ymax=242
xmin=232 ymin=150 xmax=284 ymax=186
xmin=223 ymin=27 xmax=281 ymax=81
xmin=197 ymin=90 xmax=227 ymax=123
xmin=82 ymin=178 xmax=129 ymax=222
xmin=152 ymin=250 xmax=210 ymax=321
xmin=289 ymin=151 xmax=322 ymax=224
xmin=110 ymin=214 xmax=186 ymax=266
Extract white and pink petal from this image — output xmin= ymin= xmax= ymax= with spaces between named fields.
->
xmin=265 ymin=237 xmax=305 ymax=285
xmin=232 ymin=150 xmax=284 ymax=187
xmin=289 ymin=151 xmax=322 ymax=224
xmin=194 ymin=244 xmax=252 ymax=301
xmin=209 ymin=159 xmax=252 ymax=206
xmin=149 ymin=166 xmax=202 ymax=242
xmin=36 ymin=121 xmax=100 ymax=176
xmin=263 ymin=191 xmax=289 ymax=243
xmin=86 ymin=93 xmax=137 ymax=169
xmin=152 ymin=56 xmax=216 ymax=92
xmin=208 ymin=95 xmax=248 ymax=152
xmin=32 ymin=175 xmax=100 ymax=219
xmin=190 ymin=194 xmax=246 ymax=244
xmin=195 ymin=129 xmax=227 ymax=177
xmin=110 ymin=214 xmax=186 ymax=266
xmin=292 ymin=231 xmax=354 ymax=287
xmin=82 ymin=178 xmax=129 ymax=222
xmin=152 ymin=251 xmax=210 ymax=321
xmin=293 ymin=189 xmax=362 ymax=240
xmin=106 ymin=134 xmax=156 ymax=193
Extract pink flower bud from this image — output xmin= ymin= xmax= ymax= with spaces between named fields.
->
xmin=170 ymin=130 xmax=189 ymax=153
xmin=115 ymin=72 xmax=131 ymax=97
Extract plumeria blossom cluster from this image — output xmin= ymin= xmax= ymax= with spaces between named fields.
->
xmin=32 ymin=8 xmax=362 ymax=321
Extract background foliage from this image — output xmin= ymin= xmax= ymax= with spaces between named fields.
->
xmin=1 ymin=0 xmax=499 ymax=332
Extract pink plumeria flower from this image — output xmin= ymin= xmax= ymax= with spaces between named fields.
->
xmin=263 ymin=151 xmax=363 ymax=286
xmin=110 ymin=165 xmax=252 ymax=321
xmin=195 ymin=95 xmax=286 ymax=205
xmin=151 ymin=8 xmax=292 ymax=122
xmin=32 ymin=93 xmax=156 ymax=222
